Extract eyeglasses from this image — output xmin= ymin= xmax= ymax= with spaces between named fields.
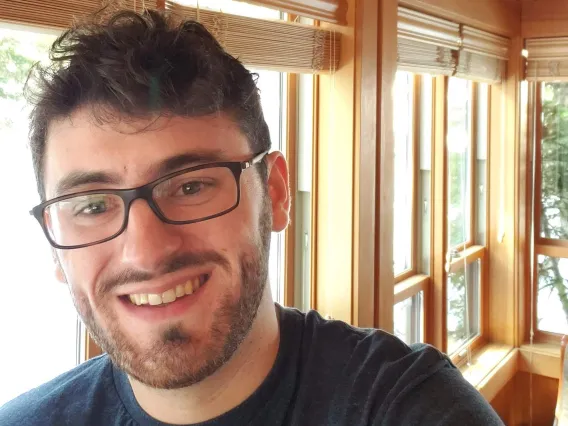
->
xmin=30 ymin=151 xmax=268 ymax=250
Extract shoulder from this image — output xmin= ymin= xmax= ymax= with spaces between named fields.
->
xmin=0 ymin=355 xmax=118 ymax=426
xmin=281 ymin=305 xmax=415 ymax=364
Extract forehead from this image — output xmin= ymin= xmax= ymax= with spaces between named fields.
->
xmin=43 ymin=110 xmax=250 ymax=196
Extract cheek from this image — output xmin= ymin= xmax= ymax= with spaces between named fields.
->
xmin=58 ymin=247 xmax=112 ymax=300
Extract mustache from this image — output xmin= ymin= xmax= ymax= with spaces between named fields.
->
xmin=97 ymin=251 xmax=230 ymax=295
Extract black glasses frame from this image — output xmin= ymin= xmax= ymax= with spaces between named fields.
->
xmin=30 ymin=151 xmax=268 ymax=250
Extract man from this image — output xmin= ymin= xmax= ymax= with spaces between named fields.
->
xmin=0 ymin=8 xmax=503 ymax=426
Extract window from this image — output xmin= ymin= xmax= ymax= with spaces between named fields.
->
xmin=534 ymin=82 xmax=568 ymax=337
xmin=447 ymin=259 xmax=481 ymax=354
xmin=0 ymin=26 xmax=79 ymax=406
xmin=445 ymin=78 xmax=488 ymax=356
xmin=392 ymin=71 xmax=433 ymax=345
xmin=394 ymin=291 xmax=424 ymax=345
xmin=393 ymin=71 xmax=414 ymax=277
xmin=251 ymin=67 xmax=287 ymax=304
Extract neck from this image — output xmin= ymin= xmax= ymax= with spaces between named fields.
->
xmin=128 ymin=290 xmax=280 ymax=425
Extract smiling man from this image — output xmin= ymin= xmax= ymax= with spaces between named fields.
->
xmin=0 ymin=8 xmax=503 ymax=426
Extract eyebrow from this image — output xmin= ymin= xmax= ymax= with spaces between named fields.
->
xmin=53 ymin=149 xmax=227 ymax=197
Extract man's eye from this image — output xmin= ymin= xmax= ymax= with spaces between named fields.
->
xmin=74 ymin=201 xmax=108 ymax=215
xmin=180 ymin=181 xmax=204 ymax=195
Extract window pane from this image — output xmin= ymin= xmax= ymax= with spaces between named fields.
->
xmin=476 ymin=83 xmax=489 ymax=246
xmin=176 ymin=0 xmax=281 ymax=19
xmin=447 ymin=78 xmax=472 ymax=249
xmin=419 ymin=75 xmax=433 ymax=275
xmin=540 ymin=82 xmax=568 ymax=241
xmin=250 ymin=68 xmax=287 ymax=304
xmin=393 ymin=71 xmax=414 ymax=275
xmin=394 ymin=291 xmax=424 ymax=345
xmin=294 ymin=72 xmax=314 ymax=311
xmin=537 ymin=255 xmax=568 ymax=334
xmin=0 ymin=27 xmax=79 ymax=405
xmin=447 ymin=259 xmax=481 ymax=354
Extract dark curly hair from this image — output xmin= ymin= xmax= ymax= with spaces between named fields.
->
xmin=26 ymin=8 xmax=270 ymax=200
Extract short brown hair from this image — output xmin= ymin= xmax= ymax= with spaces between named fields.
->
xmin=27 ymin=9 xmax=270 ymax=199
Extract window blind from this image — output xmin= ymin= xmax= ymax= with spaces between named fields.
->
xmin=397 ymin=7 xmax=509 ymax=83
xmin=236 ymin=0 xmax=347 ymax=24
xmin=0 ymin=0 xmax=143 ymax=30
xmin=526 ymin=37 xmax=568 ymax=81
xmin=165 ymin=0 xmax=340 ymax=73
xmin=397 ymin=7 xmax=460 ymax=76
xmin=455 ymin=26 xmax=509 ymax=84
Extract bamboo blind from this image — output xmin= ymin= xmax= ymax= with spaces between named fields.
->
xmin=0 ymin=0 xmax=147 ymax=30
xmin=397 ymin=7 xmax=460 ymax=76
xmin=397 ymin=7 xmax=510 ymax=84
xmin=165 ymin=0 xmax=339 ymax=73
xmin=526 ymin=37 xmax=568 ymax=81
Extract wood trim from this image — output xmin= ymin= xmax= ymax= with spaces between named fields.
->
xmin=239 ymin=0 xmax=347 ymax=24
xmin=521 ymin=81 xmax=535 ymax=345
xmin=284 ymin=72 xmax=298 ymax=307
xmin=519 ymin=343 xmax=561 ymax=379
xmin=395 ymin=269 xmax=415 ymax=284
xmin=448 ymin=245 xmax=486 ymax=274
xmin=352 ymin=0 xmax=379 ymax=328
xmin=535 ymin=244 xmax=568 ymax=259
xmin=394 ymin=274 xmax=429 ymax=304
xmin=429 ymin=75 xmax=448 ymax=351
xmin=85 ymin=333 xmax=103 ymax=360
xmin=311 ymin=70 xmax=319 ymax=310
xmin=534 ymin=83 xmax=543 ymax=247
xmin=477 ymin=348 xmax=518 ymax=402
xmin=373 ymin=0 xmax=398 ymax=331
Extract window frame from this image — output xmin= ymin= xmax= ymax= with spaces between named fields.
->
xmin=394 ymin=74 xmax=490 ymax=357
xmin=528 ymin=81 xmax=568 ymax=344
xmin=394 ymin=72 xmax=420 ymax=283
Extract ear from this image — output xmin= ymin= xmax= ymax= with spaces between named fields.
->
xmin=52 ymin=249 xmax=67 ymax=284
xmin=265 ymin=151 xmax=290 ymax=233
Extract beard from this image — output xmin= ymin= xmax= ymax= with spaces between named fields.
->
xmin=69 ymin=198 xmax=272 ymax=389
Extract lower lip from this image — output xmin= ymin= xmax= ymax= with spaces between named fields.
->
xmin=119 ymin=277 xmax=209 ymax=322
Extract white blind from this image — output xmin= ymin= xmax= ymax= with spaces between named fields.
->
xmin=526 ymin=37 xmax=568 ymax=81
xmin=455 ymin=26 xmax=509 ymax=84
xmin=236 ymin=0 xmax=347 ymax=24
xmin=166 ymin=1 xmax=340 ymax=73
xmin=397 ymin=7 xmax=509 ymax=83
xmin=397 ymin=7 xmax=460 ymax=75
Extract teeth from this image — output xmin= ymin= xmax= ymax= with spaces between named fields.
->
xmin=161 ymin=289 xmax=176 ymax=304
xmin=175 ymin=284 xmax=185 ymax=298
xmin=127 ymin=275 xmax=206 ymax=306
xmin=148 ymin=294 xmax=163 ymax=306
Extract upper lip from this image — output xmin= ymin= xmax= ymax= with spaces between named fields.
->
xmin=115 ymin=269 xmax=211 ymax=296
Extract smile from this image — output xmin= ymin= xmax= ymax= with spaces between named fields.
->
xmin=126 ymin=274 xmax=209 ymax=306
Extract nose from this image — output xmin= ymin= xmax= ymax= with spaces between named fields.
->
xmin=119 ymin=199 xmax=183 ymax=272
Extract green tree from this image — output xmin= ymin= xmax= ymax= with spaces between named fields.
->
xmin=539 ymin=82 xmax=568 ymax=326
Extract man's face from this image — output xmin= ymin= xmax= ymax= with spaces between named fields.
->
xmin=43 ymin=109 xmax=289 ymax=389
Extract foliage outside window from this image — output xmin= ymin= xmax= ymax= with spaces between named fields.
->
xmin=537 ymin=82 xmax=568 ymax=335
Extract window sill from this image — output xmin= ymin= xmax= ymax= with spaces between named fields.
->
xmin=459 ymin=343 xmax=516 ymax=401
xmin=518 ymin=342 xmax=561 ymax=379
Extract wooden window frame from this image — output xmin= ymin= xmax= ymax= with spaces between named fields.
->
xmin=394 ymin=72 xmax=420 ymax=284
xmin=528 ymin=81 xmax=568 ymax=345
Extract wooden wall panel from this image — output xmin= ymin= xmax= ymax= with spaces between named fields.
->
xmin=399 ymin=0 xmax=520 ymax=37
xmin=491 ymin=372 xmax=558 ymax=426
xmin=522 ymin=0 xmax=568 ymax=38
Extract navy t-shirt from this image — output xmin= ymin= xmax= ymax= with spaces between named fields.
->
xmin=0 ymin=305 xmax=504 ymax=425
